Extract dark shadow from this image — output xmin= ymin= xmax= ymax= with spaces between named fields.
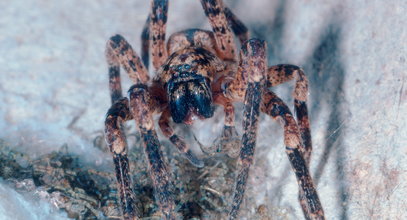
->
xmin=251 ymin=0 xmax=286 ymax=63
xmin=304 ymin=21 xmax=349 ymax=220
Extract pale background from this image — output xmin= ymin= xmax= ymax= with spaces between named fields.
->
xmin=0 ymin=0 xmax=406 ymax=219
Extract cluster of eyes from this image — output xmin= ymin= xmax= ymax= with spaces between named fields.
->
xmin=171 ymin=64 xmax=192 ymax=72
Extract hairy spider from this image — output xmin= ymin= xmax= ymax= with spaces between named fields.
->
xmin=104 ymin=0 xmax=325 ymax=219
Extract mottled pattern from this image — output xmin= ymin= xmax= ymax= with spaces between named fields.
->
xmin=103 ymin=0 xmax=324 ymax=219
xmin=229 ymin=39 xmax=265 ymax=220
xmin=266 ymin=64 xmax=308 ymax=102
xmin=167 ymin=29 xmax=218 ymax=55
xmin=267 ymin=64 xmax=312 ymax=162
xmin=200 ymin=0 xmax=236 ymax=61
xmin=158 ymin=47 xmax=225 ymax=85
xmin=150 ymin=0 xmax=169 ymax=70
xmin=261 ymin=91 xmax=324 ymax=219
xmin=128 ymin=85 xmax=176 ymax=219
xmin=113 ymin=153 xmax=139 ymax=220
xmin=105 ymin=99 xmax=138 ymax=219
xmin=106 ymin=35 xmax=149 ymax=84
xmin=108 ymin=64 xmax=122 ymax=104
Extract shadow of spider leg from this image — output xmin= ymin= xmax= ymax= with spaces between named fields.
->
xmin=224 ymin=7 xmax=249 ymax=44
xmin=105 ymin=35 xmax=175 ymax=220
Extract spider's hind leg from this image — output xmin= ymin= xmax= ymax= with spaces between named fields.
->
xmin=266 ymin=64 xmax=312 ymax=162
xmin=265 ymin=64 xmax=318 ymax=219
xmin=260 ymin=91 xmax=324 ymax=219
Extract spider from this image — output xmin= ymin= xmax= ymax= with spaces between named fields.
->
xmin=104 ymin=0 xmax=325 ymax=219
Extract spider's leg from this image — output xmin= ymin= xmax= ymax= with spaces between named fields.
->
xmin=106 ymin=35 xmax=149 ymax=85
xmin=266 ymin=64 xmax=314 ymax=219
xmin=105 ymin=34 xmax=150 ymax=220
xmin=129 ymin=85 xmax=175 ymax=220
xmin=159 ymin=108 xmax=204 ymax=167
xmin=105 ymin=98 xmax=139 ymax=219
xmin=106 ymin=37 xmax=126 ymax=104
xmin=150 ymin=0 xmax=168 ymax=71
xmin=224 ymin=7 xmax=249 ymax=44
xmin=200 ymin=0 xmax=237 ymax=61
xmin=141 ymin=16 xmax=150 ymax=69
xmin=106 ymin=35 xmax=175 ymax=219
xmin=229 ymin=39 xmax=266 ymax=219
xmin=261 ymin=91 xmax=325 ymax=220
xmin=210 ymin=95 xmax=240 ymax=158
xmin=267 ymin=64 xmax=311 ymax=162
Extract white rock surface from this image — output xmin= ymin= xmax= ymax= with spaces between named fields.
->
xmin=1 ymin=0 xmax=406 ymax=219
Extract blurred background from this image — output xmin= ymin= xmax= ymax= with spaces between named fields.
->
xmin=0 ymin=0 xmax=406 ymax=219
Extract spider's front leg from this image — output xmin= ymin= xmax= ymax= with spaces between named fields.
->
xmin=105 ymin=98 xmax=138 ymax=219
xmin=224 ymin=40 xmax=325 ymax=219
xmin=227 ymin=39 xmax=266 ymax=219
xmin=261 ymin=91 xmax=324 ymax=220
xmin=105 ymin=35 xmax=175 ymax=220
xmin=128 ymin=85 xmax=175 ymax=219
xmin=264 ymin=64 xmax=320 ymax=219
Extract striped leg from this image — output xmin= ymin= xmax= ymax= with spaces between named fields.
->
xmin=106 ymin=35 xmax=149 ymax=85
xmin=105 ymin=34 xmax=175 ymax=219
xmin=266 ymin=64 xmax=312 ymax=162
xmin=229 ymin=39 xmax=266 ymax=219
xmin=129 ymin=85 xmax=175 ymax=220
xmin=105 ymin=98 xmax=138 ymax=220
xmin=150 ymin=0 xmax=169 ymax=71
xmin=141 ymin=16 xmax=150 ymax=69
xmin=266 ymin=64 xmax=314 ymax=219
xmin=261 ymin=91 xmax=325 ymax=220
xmin=200 ymin=0 xmax=237 ymax=61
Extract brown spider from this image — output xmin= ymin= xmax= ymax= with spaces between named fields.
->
xmin=104 ymin=0 xmax=325 ymax=219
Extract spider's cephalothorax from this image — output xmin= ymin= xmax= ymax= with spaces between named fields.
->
xmin=161 ymin=47 xmax=223 ymax=124
xmin=104 ymin=0 xmax=325 ymax=219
